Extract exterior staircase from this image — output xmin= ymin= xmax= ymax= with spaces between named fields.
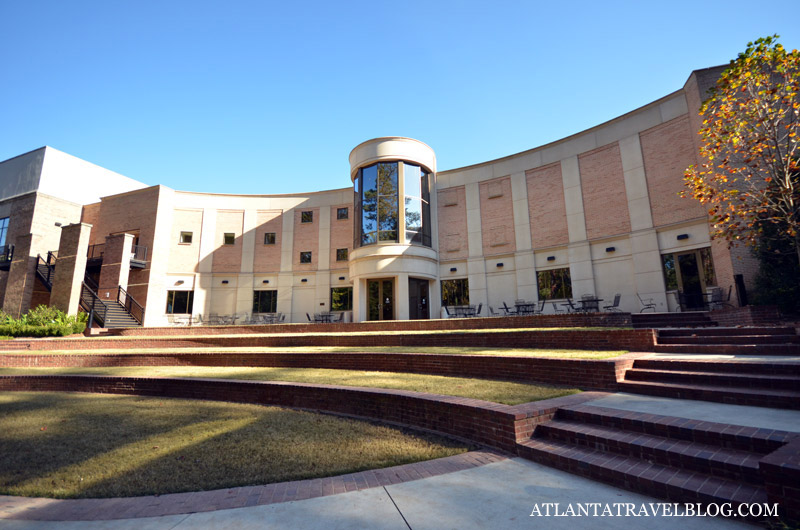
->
xmin=518 ymin=403 xmax=796 ymax=513
xmin=653 ymin=326 xmax=800 ymax=355
xmin=80 ymin=275 xmax=143 ymax=329
xmin=619 ymin=357 xmax=800 ymax=409
xmin=632 ymin=311 xmax=716 ymax=329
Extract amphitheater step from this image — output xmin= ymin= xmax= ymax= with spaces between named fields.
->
xmin=632 ymin=313 xmax=716 ymax=329
xmin=617 ymin=380 xmax=800 ymax=410
xmin=657 ymin=335 xmax=799 ymax=345
xmin=624 ymin=368 xmax=800 ymax=390
xmin=632 ymin=358 xmax=800 ymax=376
xmin=657 ymin=326 xmax=797 ymax=338
xmin=651 ymin=344 xmax=800 ymax=355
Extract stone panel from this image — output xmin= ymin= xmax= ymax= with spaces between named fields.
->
xmin=579 ymin=143 xmax=631 ymax=239
xmin=437 ymin=186 xmax=468 ymax=260
xmin=526 ymin=163 xmax=568 ymax=248
xmin=479 ymin=177 xmax=515 ymax=256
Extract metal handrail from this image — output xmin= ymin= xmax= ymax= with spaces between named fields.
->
xmin=35 ymin=254 xmax=56 ymax=288
xmin=131 ymin=244 xmax=148 ymax=262
xmin=117 ymin=285 xmax=145 ymax=325
xmin=0 ymin=244 xmax=14 ymax=264
xmin=79 ymin=282 xmax=108 ymax=327
xmin=87 ymin=244 xmax=105 ymax=260
xmin=46 ymin=250 xmax=58 ymax=265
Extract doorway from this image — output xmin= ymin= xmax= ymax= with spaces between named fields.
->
xmin=408 ymin=278 xmax=429 ymax=320
xmin=662 ymin=247 xmax=716 ymax=310
xmin=367 ymin=278 xmax=394 ymax=321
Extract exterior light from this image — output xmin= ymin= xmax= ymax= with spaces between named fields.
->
xmin=221 ymin=280 xmax=229 ymax=284
xmin=301 ymin=278 xmax=308 ymax=282
xmin=496 ymin=263 xmax=504 ymax=267
xmin=262 ymin=280 xmax=269 ymax=284
xmin=677 ymin=234 xmax=689 ymax=240
xmin=450 ymin=267 xmax=457 ymax=272
xmin=547 ymin=256 xmax=556 ymax=261
xmin=606 ymin=247 xmax=616 ymax=252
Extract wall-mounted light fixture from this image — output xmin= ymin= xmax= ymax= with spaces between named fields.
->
xmin=54 ymin=222 xmax=62 ymax=227
xmin=339 ymin=276 xmax=345 ymax=280
xmin=605 ymin=247 xmax=616 ymax=253
xmin=496 ymin=263 xmax=504 ymax=268
xmin=221 ymin=280 xmax=229 ymax=284
xmin=175 ymin=280 xmax=184 ymax=285
xmin=262 ymin=280 xmax=269 ymax=284
xmin=547 ymin=256 xmax=556 ymax=261
xmin=301 ymin=278 xmax=308 ymax=282
xmin=450 ymin=267 xmax=457 ymax=272
xmin=677 ymin=234 xmax=689 ymax=240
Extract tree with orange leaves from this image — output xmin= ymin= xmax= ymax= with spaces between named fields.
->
xmin=684 ymin=35 xmax=799 ymax=267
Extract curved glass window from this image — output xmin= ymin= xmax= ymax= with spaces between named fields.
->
xmin=354 ymin=161 xmax=431 ymax=248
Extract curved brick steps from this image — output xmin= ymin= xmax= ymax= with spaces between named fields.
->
xmin=617 ymin=380 xmax=800 ymax=409
xmin=651 ymin=343 xmax=800 ymax=355
xmin=633 ymin=358 xmax=800 ymax=376
xmin=657 ymin=326 xmax=796 ymax=338
xmin=653 ymin=326 xmax=800 ymax=355
xmin=517 ymin=404 xmax=798 ymax=512
xmin=657 ymin=335 xmax=799 ymax=345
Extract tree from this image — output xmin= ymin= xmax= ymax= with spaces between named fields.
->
xmin=683 ymin=35 xmax=800 ymax=267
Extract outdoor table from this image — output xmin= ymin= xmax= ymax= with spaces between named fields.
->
xmin=577 ymin=298 xmax=603 ymax=312
xmin=315 ymin=312 xmax=333 ymax=323
xmin=515 ymin=302 xmax=538 ymax=315
xmin=453 ymin=306 xmax=476 ymax=318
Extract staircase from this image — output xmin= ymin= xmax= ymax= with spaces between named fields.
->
xmin=632 ymin=311 xmax=716 ymax=329
xmin=35 ymin=253 xmax=57 ymax=290
xmin=102 ymin=301 xmax=142 ymax=328
xmin=79 ymin=277 xmax=142 ymax=329
xmin=653 ymin=326 xmax=800 ymax=355
xmin=518 ymin=403 xmax=796 ymax=511
xmin=619 ymin=357 xmax=800 ymax=409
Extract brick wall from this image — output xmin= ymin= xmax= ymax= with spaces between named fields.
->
xmin=709 ymin=306 xmax=783 ymax=326
xmin=169 ymin=209 xmax=203 ymax=273
xmin=579 ymin=143 xmax=631 ymax=239
xmin=254 ymin=210 xmax=282 ymax=273
xmin=292 ymin=208 xmax=319 ymax=271
xmin=437 ymin=187 xmax=468 ymax=260
xmin=640 ymin=116 xmax=707 ymax=227
xmin=479 ymin=177 xmax=516 ymax=256
xmin=211 ymin=210 xmax=244 ymax=273
xmin=329 ymin=204 xmax=353 ymax=270
xmin=526 ymin=163 xmax=568 ymax=248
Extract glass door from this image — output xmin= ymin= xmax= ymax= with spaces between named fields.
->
xmin=677 ymin=253 xmax=704 ymax=309
xmin=408 ymin=278 xmax=429 ymax=320
xmin=367 ymin=279 xmax=394 ymax=321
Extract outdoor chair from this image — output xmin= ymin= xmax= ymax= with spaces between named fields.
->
xmin=501 ymin=302 xmax=517 ymax=316
xmin=474 ymin=303 xmax=482 ymax=317
xmin=603 ymin=293 xmax=622 ymax=312
xmin=563 ymin=298 xmax=582 ymax=313
xmin=534 ymin=297 xmax=546 ymax=314
xmin=488 ymin=306 xmax=501 ymax=317
xmin=636 ymin=293 xmax=657 ymax=313
xmin=306 ymin=313 xmax=313 ymax=322
xmin=551 ymin=302 xmax=565 ymax=314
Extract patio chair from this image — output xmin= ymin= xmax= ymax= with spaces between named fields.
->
xmin=502 ymin=302 xmax=517 ymax=316
xmin=563 ymin=298 xmax=582 ymax=313
xmin=334 ymin=312 xmax=344 ymax=322
xmin=534 ymin=297 xmax=546 ymax=315
xmin=488 ymin=306 xmax=500 ymax=317
xmin=551 ymin=302 xmax=565 ymax=314
xmin=603 ymin=293 xmax=622 ymax=312
xmin=636 ymin=293 xmax=657 ymax=313
xmin=306 ymin=313 xmax=313 ymax=322
xmin=443 ymin=305 xmax=451 ymax=317
xmin=279 ymin=313 xmax=286 ymax=322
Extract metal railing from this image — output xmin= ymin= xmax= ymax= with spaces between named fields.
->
xmin=87 ymin=244 xmax=105 ymax=260
xmin=117 ymin=285 xmax=145 ymax=325
xmin=131 ymin=244 xmax=148 ymax=262
xmin=0 ymin=244 xmax=14 ymax=269
xmin=79 ymin=282 xmax=108 ymax=328
xmin=35 ymin=254 xmax=56 ymax=290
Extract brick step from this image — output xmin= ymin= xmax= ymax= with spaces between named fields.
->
xmin=658 ymin=327 xmax=796 ymax=338
xmin=555 ymin=404 xmax=793 ymax=453
xmin=624 ymin=368 xmax=800 ymax=390
xmin=517 ymin=438 xmax=766 ymax=506
xmin=617 ymin=380 xmax=800 ymax=410
xmin=632 ymin=358 xmax=800 ymax=376
xmin=651 ymin=344 xmax=800 ymax=355
xmin=657 ymin=335 xmax=799 ymax=345
xmin=535 ymin=419 xmax=762 ymax=484
xmin=634 ymin=321 xmax=717 ymax=329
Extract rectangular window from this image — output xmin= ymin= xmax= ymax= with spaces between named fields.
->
xmin=330 ymin=287 xmax=353 ymax=311
xmin=336 ymin=248 xmax=348 ymax=261
xmin=337 ymin=207 xmax=349 ymax=220
xmin=223 ymin=233 xmax=235 ymax=245
xmin=441 ymin=279 xmax=469 ymax=306
xmin=252 ymin=290 xmax=278 ymax=313
xmin=537 ymin=268 xmax=572 ymax=299
xmin=0 ymin=217 xmax=8 ymax=247
xmin=179 ymin=231 xmax=193 ymax=244
xmin=662 ymin=254 xmax=678 ymax=290
xmin=300 ymin=251 xmax=312 ymax=263
xmin=264 ymin=232 xmax=276 ymax=245
xmin=165 ymin=290 xmax=194 ymax=314
xmin=301 ymin=211 xmax=313 ymax=223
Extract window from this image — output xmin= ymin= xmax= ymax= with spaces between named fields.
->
xmin=441 ymin=279 xmax=469 ymax=306
xmin=0 ymin=217 xmax=8 ymax=246
xmin=330 ymin=287 xmax=353 ymax=311
xmin=337 ymin=207 xmax=349 ymax=220
xmin=300 ymin=251 xmax=312 ymax=263
xmin=264 ymin=232 xmax=276 ymax=245
xmin=404 ymin=164 xmax=431 ymax=246
xmin=537 ymin=268 xmax=572 ymax=299
xmin=223 ymin=233 xmax=235 ymax=245
xmin=336 ymin=248 xmax=348 ymax=261
xmin=301 ymin=211 xmax=313 ymax=223
xmin=252 ymin=290 xmax=278 ymax=313
xmin=356 ymin=162 xmax=399 ymax=245
xmin=165 ymin=290 xmax=194 ymax=314
xmin=179 ymin=231 xmax=193 ymax=244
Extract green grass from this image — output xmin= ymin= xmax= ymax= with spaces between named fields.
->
xmin=0 ymin=392 xmax=470 ymax=499
xmin=0 ymin=346 xmax=627 ymax=359
xmin=0 ymin=366 xmax=580 ymax=405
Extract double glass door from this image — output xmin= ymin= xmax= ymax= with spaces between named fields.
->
xmin=408 ymin=278 xmax=429 ymax=320
xmin=367 ymin=279 xmax=394 ymax=321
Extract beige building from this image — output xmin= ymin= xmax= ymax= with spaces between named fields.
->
xmin=0 ymin=65 xmax=757 ymax=326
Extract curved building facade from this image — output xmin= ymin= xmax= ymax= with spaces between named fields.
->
xmin=0 ymin=65 xmax=757 ymax=326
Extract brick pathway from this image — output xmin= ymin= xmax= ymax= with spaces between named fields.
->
xmin=0 ymin=450 xmax=508 ymax=521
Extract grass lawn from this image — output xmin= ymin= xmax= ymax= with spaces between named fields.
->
xmin=0 ymin=346 xmax=627 ymax=359
xmin=0 ymin=366 xmax=580 ymax=405
xmin=0 ymin=392 xmax=470 ymax=499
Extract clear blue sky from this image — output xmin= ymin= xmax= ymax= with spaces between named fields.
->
xmin=1 ymin=1 xmax=798 ymax=194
